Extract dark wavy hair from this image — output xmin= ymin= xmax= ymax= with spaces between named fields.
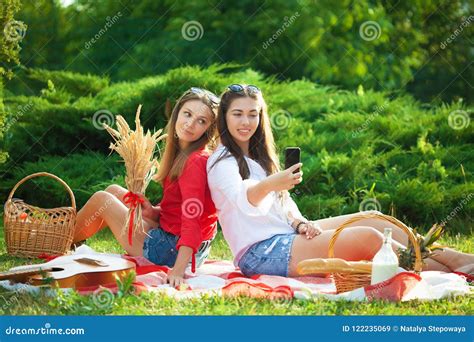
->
xmin=210 ymin=85 xmax=280 ymax=179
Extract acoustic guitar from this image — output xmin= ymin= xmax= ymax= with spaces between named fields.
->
xmin=0 ymin=253 xmax=136 ymax=289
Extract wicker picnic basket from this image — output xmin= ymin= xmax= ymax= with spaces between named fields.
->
xmin=3 ymin=172 xmax=76 ymax=257
xmin=328 ymin=212 xmax=422 ymax=293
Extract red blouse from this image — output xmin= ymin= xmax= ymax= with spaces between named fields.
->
xmin=158 ymin=148 xmax=217 ymax=255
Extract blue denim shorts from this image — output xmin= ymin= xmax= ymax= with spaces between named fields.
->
xmin=142 ymin=227 xmax=212 ymax=269
xmin=238 ymin=233 xmax=297 ymax=277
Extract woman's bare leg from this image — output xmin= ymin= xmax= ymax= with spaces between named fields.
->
xmin=105 ymin=184 xmax=158 ymax=227
xmin=105 ymin=184 xmax=129 ymax=206
xmin=314 ymin=211 xmax=409 ymax=245
xmin=288 ymin=226 xmax=448 ymax=277
xmin=72 ymin=184 xmax=130 ymax=240
xmin=73 ymin=191 xmax=152 ymax=256
xmin=424 ymin=258 xmax=450 ymax=272
xmin=428 ymin=248 xmax=474 ymax=271
xmin=313 ymin=211 xmax=474 ymax=271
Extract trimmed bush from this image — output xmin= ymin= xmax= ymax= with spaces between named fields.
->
xmin=27 ymin=68 xmax=110 ymax=98
xmin=2 ymin=65 xmax=473 ymax=233
xmin=2 ymin=152 xmax=123 ymax=208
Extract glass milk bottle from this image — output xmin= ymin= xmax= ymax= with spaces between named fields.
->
xmin=371 ymin=228 xmax=399 ymax=285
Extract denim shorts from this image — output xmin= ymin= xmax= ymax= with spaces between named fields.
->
xmin=142 ymin=227 xmax=212 ymax=269
xmin=238 ymin=233 xmax=297 ymax=277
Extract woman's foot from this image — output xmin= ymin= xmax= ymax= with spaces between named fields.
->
xmin=431 ymin=248 xmax=474 ymax=272
xmin=450 ymin=252 xmax=474 ymax=271
xmin=454 ymin=264 xmax=474 ymax=276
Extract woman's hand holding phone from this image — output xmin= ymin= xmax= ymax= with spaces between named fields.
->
xmin=264 ymin=163 xmax=303 ymax=192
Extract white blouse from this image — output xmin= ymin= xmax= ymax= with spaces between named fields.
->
xmin=207 ymin=145 xmax=306 ymax=265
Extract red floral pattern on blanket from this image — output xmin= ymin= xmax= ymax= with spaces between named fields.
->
xmin=36 ymin=254 xmax=470 ymax=301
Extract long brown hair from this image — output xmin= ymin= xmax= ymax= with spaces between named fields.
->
xmin=210 ymin=86 xmax=280 ymax=179
xmin=155 ymin=89 xmax=218 ymax=183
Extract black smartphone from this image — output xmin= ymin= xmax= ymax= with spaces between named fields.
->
xmin=285 ymin=147 xmax=301 ymax=173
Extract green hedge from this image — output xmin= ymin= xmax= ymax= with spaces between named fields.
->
xmin=2 ymin=151 xmax=163 ymax=210
xmin=2 ymin=152 xmax=123 ymax=208
xmin=1 ymin=65 xmax=472 ymax=233
xmin=27 ymin=68 xmax=110 ymax=98
xmin=0 ymin=81 xmax=7 ymax=164
xmin=3 ymin=95 xmax=107 ymax=164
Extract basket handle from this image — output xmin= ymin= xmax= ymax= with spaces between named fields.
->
xmin=327 ymin=212 xmax=423 ymax=273
xmin=7 ymin=172 xmax=76 ymax=209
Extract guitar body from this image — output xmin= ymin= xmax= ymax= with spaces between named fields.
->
xmin=3 ymin=254 xmax=136 ymax=289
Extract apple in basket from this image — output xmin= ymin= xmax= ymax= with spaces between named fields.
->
xmin=19 ymin=212 xmax=28 ymax=222
xmin=17 ymin=210 xmax=48 ymax=223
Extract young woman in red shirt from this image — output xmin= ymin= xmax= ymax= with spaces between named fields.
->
xmin=72 ymin=88 xmax=219 ymax=286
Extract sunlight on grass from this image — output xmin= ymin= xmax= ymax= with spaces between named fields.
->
xmin=0 ymin=216 xmax=472 ymax=315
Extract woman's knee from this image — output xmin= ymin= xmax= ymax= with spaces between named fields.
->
xmin=350 ymin=226 xmax=383 ymax=256
xmin=105 ymin=184 xmax=124 ymax=194
xmin=90 ymin=190 xmax=115 ymax=206
xmin=356 ymin=226 xmax=383 ymax=240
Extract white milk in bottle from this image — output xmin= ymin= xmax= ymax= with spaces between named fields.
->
xmin=370 ymin=228 xmax=399 ymax=285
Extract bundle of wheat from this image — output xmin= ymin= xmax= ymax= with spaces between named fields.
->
xmin=103 ymin=105 xmax=167 ymax=245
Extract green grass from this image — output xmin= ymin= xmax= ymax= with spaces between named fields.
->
xmin=0 ymin=217 xmax=472 ymax=315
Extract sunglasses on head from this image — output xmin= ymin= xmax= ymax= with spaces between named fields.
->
xmin=227 ymin=84 xmax=261 ymax=95
xmin=188 ymin=87 xmax=220 ymax=107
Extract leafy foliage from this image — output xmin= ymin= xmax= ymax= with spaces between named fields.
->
xmin=2 ymin=152 xmax=124 ymax=208
xmin=13 ymin=0 xmax=474 ymax=103
xmin=1 ymin=65 xmax=472 ymax=233
xmin=0 ymin=0 xmax=24 ymax=164
xmin=398 ymin=224 xmax=446 ymax=270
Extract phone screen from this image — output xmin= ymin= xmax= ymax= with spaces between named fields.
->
xmin=285 ymin=147 xmax=301 ymax=173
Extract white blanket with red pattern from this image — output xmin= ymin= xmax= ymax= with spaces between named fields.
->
xmin=1 ymin=245 xmax=471 ymax=302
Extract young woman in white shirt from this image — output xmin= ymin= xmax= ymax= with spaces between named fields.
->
xmin=207 ymin=84 xmax=474 ymax=277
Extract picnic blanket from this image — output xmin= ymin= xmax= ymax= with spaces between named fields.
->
xmin=1 ymin=245 xmax=472 ymax=302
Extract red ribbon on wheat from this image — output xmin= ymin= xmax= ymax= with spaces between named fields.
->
xmin=123 ymin=191 xmax=145 ymax=246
